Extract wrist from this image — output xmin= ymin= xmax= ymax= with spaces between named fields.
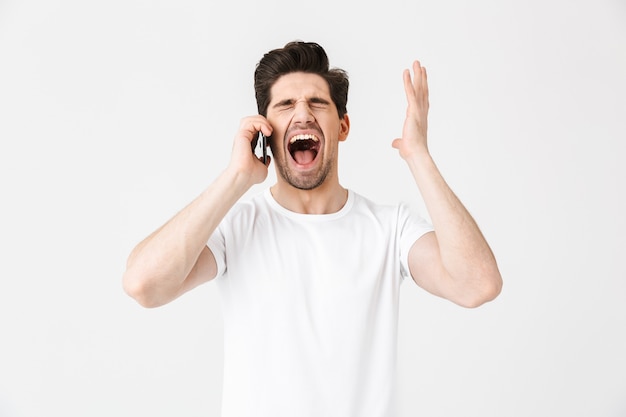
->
xmin=405 ymin=146 xmax=434 ymax=171
xmin=221 ymin=165 xmax=256 ymax=194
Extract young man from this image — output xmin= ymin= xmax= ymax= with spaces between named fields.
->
xmin=123 ymin=41 xmax=502 ymax=416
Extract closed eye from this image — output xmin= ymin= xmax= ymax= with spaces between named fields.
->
xmin=274 ymin=99 xmax=295 ymax=110
xmin=309 ymin=97 xmax=330 ymax=108
xmin=272 ymin=97 xmax=331 ymax=111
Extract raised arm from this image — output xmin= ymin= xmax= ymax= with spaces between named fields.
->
xmin=122 ymin=116 xmax=273 ymax=308
xmin=392 ymin=61 xmax=502 ymax=308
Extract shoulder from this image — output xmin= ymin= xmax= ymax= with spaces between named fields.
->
xmin=349 ymin=191 xmax=433 ymax=238
xmin=349 ymin=190 xmax=413 ymax=222
xmin=221 ymin=189 xmax=269 ymax=228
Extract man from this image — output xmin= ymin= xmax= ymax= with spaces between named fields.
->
xmin=123 ymin=41 xmax=502 ymax=416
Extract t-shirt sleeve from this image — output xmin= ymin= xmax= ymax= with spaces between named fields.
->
xmin=207 ymin=223 xmax=227 ymax=280
xmin=398 ymin=203 xmax=434 ymax=279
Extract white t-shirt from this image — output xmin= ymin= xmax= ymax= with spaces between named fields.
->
xmin=207 ymin=189 xmax=433 ymax=417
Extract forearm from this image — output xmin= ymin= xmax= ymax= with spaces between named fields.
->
xmin=123 ymin=167 xmax=251 ymax=306
xmin=407 ymin=150 xmax=501 ymax=294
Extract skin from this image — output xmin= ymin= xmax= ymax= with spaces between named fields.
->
xmin=266 ymin=72 xmax=350 ymax=214
xmin=122 ymin=62 xmax=502 ymax=309
xmin=393 ymin=62 xmax=502 ymax=307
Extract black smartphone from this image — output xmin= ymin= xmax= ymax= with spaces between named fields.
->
xmin=253 ymin=132 xmax=268 ymax=164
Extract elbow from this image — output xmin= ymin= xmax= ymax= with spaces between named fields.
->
xmin=456 ymin=271 xmax=503 ymax=309
xmin=122 ymin=269 xmax=168 ymax=309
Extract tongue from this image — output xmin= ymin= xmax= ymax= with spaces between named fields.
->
xmin=294 ymin=150 xmax=316 ymax=165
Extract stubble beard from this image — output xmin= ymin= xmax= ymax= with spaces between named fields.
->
xmin=277 ymin=157 xmax=334 ymax=190
xmin=271 ymin=128 xmax=337 ymax=190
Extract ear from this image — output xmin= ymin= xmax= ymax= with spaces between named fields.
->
xmin=338 ymin=114 xmax=350 ymax=142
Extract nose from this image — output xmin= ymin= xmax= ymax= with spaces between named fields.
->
xmin=292 ymin=99 xmax=315 ymax=124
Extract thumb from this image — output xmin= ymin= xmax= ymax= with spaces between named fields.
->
xmin=391 ymin=138 xmax=402 ymax=149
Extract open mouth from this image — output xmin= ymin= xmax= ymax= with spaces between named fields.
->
xmin=288 ymin=134 xmax=320 ymax=165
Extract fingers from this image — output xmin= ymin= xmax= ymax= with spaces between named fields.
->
xmin=403 ymin=68 xmax=415 ymax=103
xmin=239 ymin=115 xmax=273 ymax=142
xmin=421 ymin=65 xmax=429 ymax=98
xmin=411 ymin=61 xmax=428 ymax=96
xmin=403 ymin=61 xmax=429 ymax=112
xmin=397 ymin=61 xmax=430 ymax=156
xmin=229 ymin=116 xmax=272 ymax=183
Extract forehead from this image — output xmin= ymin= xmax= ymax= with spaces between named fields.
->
xmin=270 ymin=72 xmax=331 ymax=101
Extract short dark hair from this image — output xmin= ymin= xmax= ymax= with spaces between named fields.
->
xmin=254 ymin=41 xmax=349 ymax=118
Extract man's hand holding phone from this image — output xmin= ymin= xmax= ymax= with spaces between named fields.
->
xmin=229 ymin=115 xmax=272 ymax=187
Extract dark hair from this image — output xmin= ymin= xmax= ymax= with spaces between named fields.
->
xmin=254 ymin=41 xmax=349 ymax=118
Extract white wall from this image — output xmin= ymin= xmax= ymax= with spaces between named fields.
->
xmin=1 ymin=0 xmax=625 ymax=416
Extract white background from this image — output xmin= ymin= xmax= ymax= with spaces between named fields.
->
xmin=1 ymin=0 xmax=625 ymax=416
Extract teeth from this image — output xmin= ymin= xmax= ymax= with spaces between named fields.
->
xmin=289 ymin=134 xmax=319 ymax=144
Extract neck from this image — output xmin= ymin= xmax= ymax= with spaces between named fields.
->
xmin=270 ymin=181 xmax=348 ymax=215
